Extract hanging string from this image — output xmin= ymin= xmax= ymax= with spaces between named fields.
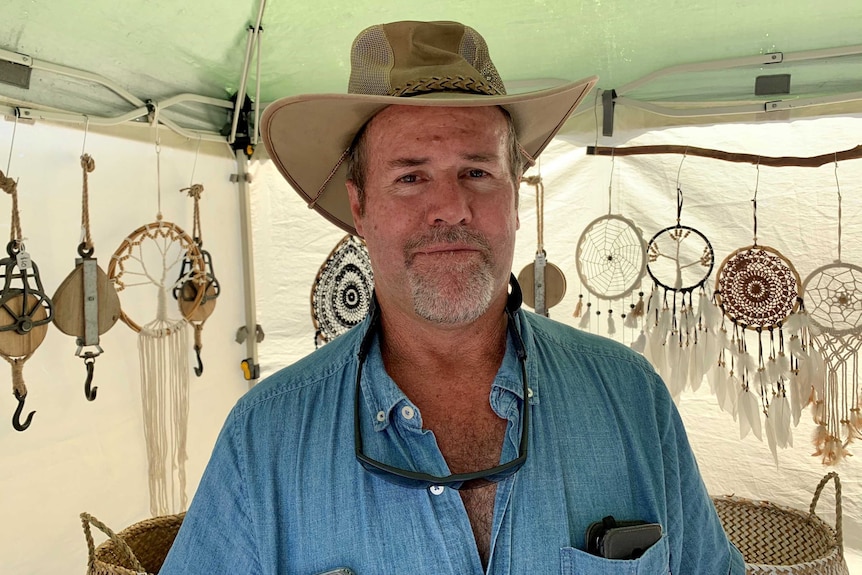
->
xmin=592 ymin=89 xmax=601 ymax=150
xmin=180 ymin=184 xmax=204 ymax=243
xmin=5 ymin=109 xmax=18 ymax=176
xmin=1 ymin=112 xmax=22 ymax=245
xmin=607 ymin=150 xmax=615 ymax=214
xmin=834 ymin=153 xmax=842 ymax=262
xmin=675 ymin=148 xmax=687 ymax=225
xmin=752 ymin=159 xmax=760 ymax=246
xmin=154 ymin=120 xmax=163 ymax=221
xmin=80 ymin=118 xmax=95 ymax=251
xmin=189 ymin=136 xmax=202 ymax=188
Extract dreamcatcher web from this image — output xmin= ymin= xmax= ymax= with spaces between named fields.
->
xmin=576 ymin=214 xmax=645 ymax=300
xmin=312 ymin=235 xmax=374 ymax=347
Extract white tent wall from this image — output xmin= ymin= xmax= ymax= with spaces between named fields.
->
xmin=0 ymin=120 xmax=248 ymax=574
xmin=251 ymin=115 xmax=862 ymax=572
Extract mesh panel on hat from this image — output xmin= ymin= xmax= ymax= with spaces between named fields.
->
xmin=348 ymin=24 xmax=394 ymax=96
xmin=459 ymin=26 xmax=506 ymax=96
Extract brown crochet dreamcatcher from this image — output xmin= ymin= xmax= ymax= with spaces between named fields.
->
xmin=0 ymin=118 xmax=54 ymax=431
xmin=107 ymin=129 xmax=204 ymax=515
xmin=712 ymin=167 xmax=814 ymax=460
xmin=52 ymin=147 xmax=121 ymax=401
xmin=644 ymin=185 xmax=719 ymax=399
xmin=311 ymin=235 xmax=373 ymax=347
xmin=799 ymin=164 xmax=860 ymax=465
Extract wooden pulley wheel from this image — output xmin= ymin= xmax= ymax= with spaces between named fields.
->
xmin=177 ymin=280 xmax=217 ymax=322
xmin=517 ymin=261 xmax=567 ymax=310
xmin=0 ymin=292 xmax=49 ymax=357
xmin=52 ymin=261 xmax=121 ymax=337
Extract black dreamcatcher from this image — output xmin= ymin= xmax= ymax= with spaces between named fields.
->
xmin=644 ymin=185 xmax=719 ymax=398
xmin=311 ymin=235 xmax=374 ymax=347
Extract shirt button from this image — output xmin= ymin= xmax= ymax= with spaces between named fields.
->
xmin=527 ymin=387 xmax=534 ymax=398
xmin=401 ymin=405 xmax=415 ymax=420
xmin=429 ymin=485 xmax=445 ymax=496
xmin=376 ymin=411 xmax=386 ymax=422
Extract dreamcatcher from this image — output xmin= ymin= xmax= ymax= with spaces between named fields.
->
xmin=311 ymin=234 xmax=373 ymax=347
xmin=107 ymin=128 xmax=204 ymax=515
xmin=52 ymin=131 xmax=121 ymax=401
xmin=0 ymin=114 xmax=54 ymax=431
xmin=575 ymin=156 xmax=646 ymax=337
xmin=643 ymin=173 xmax=720 ymax=399
xmin=172 ymin=181 xmax=220 ymax=376
xmin=799 ymin=161 xmax=860 ymax=465
xmin=712 ymin=164 xmax=814 ymax=461
xmin=517 ymin=174 xmax=566 ymax=316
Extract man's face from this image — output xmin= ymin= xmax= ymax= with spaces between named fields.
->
xmin=347 ymin=105 xmax=520 ymax=326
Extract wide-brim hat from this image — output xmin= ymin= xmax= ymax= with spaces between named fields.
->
xmin=261 ymin=20 xmax=598 ymax=235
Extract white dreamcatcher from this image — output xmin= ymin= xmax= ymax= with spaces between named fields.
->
xmin=644 ymin=181 xmax=721 ymax=399
xmin=575 ymin=155 xmax=646 ymax=339
xmin=107 ymin=127 xmax=204 ymax=515
xmin=799 ymin=161 xmax=861 ymax=465
xmin=712 ymin=164 xmax=818 ymax=461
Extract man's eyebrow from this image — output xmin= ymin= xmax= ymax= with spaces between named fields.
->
xmin=462 ymin=153 xmax=499 ymax=163
xmin=387 ymin=157 xmax=428 ymax=169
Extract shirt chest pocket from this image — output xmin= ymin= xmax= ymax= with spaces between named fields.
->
xmin=560 ymin=535 xmax=670 ymax=575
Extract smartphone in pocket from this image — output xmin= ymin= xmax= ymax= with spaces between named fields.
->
xmin=585 ymin=516 xmax=662 ymax=560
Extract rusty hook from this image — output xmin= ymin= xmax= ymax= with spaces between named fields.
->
xmin=194 ymin=346 xmax=203 ymax=377
xmin=84 ymin=356 xmax=97 ymax=401
xmin=12 ymin=389 xmax=34 ymax=431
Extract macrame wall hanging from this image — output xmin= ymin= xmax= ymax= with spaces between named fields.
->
xmin=517 ymin=173 xmax=566 ymax=317
xmin=0 ymin=114 xmax=54 ymax=431
xmin=574 ymin=154 xmax=646 ymax=339
xmin=52 ymin=127 xmax=121 ymax=401
xmin=107 ymin=125 xmax=204 ymax=515
xmin=311 ymin=234 xmax=373 ymax=348
xmin=643 ymin=158 xmax=720 ymax=399
xmin=800 ymin=161 xmax=860 ymax=465
xmin=172 ymin=159 xmax=220 ymax=376
xmin=712 ymin=164 xmax=814 ymax=461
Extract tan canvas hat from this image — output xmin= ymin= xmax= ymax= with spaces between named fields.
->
xmin=261 ymin=20 xmax=597 ymax=235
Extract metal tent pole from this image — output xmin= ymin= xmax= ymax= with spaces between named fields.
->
xmin=233 ymin=149 xmax=261 ymax=383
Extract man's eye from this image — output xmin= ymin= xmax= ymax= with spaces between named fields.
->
xmin=467 ymin=169 xmax=487 ymax=178
xmin=398 ymin=174 xmax=418 ymax=184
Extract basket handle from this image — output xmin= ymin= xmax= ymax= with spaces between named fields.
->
xmin=80 ymin=512 xmax=146 ymax=573
xmin=808 ymin=472 xmax=843 ymax=552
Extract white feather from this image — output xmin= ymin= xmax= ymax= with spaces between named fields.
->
xmin=647 ymin=286 xmax=661 ymax=316
xmin=700 ymin=293 xmax=722 ymax=329
xmin=689 ymin=342 xmax=705 ymax=392
xmin=578 ymin=308 xmax=590 ymax=329
xmin=789 ymin=371 xmax=804 ymax=426
xmin=770 ymin=394 xmax=792 ymax=448
xmin=712 ymin=362 xmax=728 ymax=411
xmin=630 ymin=330 xmax=646 ymax=354
xmin=726 ymin=374 xmax=741 ymax=417
xmin=739 ymin=388 xmax=763 ymax=441
xmin=783 ymin=311 xmax=803 ymax=335
xmin=765 ymin=414 xmax=778 ymax=465
xmin=703 ymin=330 xmax=721 ymax=369
xmin=787 ymin=335 xmax=805 ymax=359
xmin=738 ymin=387 xmax=753 ymax=439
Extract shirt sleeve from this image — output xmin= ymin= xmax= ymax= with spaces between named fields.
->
xmin=658 ymin=378 xmax=746 ymax=575
xmin=160 ymin=408 xmax=261 ymax=575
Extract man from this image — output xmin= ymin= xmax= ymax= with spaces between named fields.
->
xmin=161 ymin=20 xmax=744 ymax=574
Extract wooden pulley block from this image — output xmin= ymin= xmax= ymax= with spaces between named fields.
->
xmin=52 ymin=259 xmax=121 ymax=338
xmin=0 ymin=292 xmax=50 ymax=357
xmin=177 ymin=280 xmax=218 ymax=322
xmin=518 ymin=261 xmax=567 ymax=310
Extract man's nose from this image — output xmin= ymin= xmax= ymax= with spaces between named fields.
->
xmin=425 ymin=178 xmax=472 ymax=226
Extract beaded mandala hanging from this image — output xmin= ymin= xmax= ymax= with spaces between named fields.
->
xmin=311 ymin=235 xmax=374 ymax=347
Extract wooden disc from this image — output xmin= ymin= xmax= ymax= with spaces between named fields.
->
xmin=518 ymin=261 xmax=567 ymax=310
xmin=178 ymin=281 xmax=217 ymax=322
xmin=0 ymin=293 xmax=49 ymax=357
xmin=51 ymin=262 xmax=121 ymax=337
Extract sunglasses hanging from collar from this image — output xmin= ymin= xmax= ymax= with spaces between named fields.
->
xmin=0 ymin=113 xmax=54 ymax=431
xmin=574 ymin=152 xmax=646 ymax=341
xmin=173 ymin=181 xmax=221 ymax=376
xmin=311 ymin=234 xmax=373 ymax=348
xmin=643 ymin=154 xmax=720 ymax=399
xmin=107 ymin=120 xmax=205 ymax=515
xmin=518 ymin=172 xmax=566 ymax=317
xmin=52 ymin=125 xmax=121 ymax=401
xmin=712 ymin=162 xmax=819 ymax=463
xmin=799 ymin=159 xmax=860 ymax=465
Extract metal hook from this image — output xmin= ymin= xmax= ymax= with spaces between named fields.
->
xmin=194 ymin=346 xmax=204 ymax=377
xmin=84 ymin=356 xmax=97 ymax=401
xmin=12 ymin=389 xmax=34 ymax=431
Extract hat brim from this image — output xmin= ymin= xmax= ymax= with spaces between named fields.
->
xmin=261 ymin=76 xmax=598 ymax=235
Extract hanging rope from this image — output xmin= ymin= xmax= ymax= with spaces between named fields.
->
xmin=80 ymin=154 xmax=95 ymax=251
xmin=834 ymin=154 xmax=842 ymax=262
xmin=180 ymin=184 xmax=204 ymax=243
xmin=752 ymin=160 xmax=760 ymax=246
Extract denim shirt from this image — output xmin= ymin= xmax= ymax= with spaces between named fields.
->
xmin=161 ymin=310 xmax=744 ymax=575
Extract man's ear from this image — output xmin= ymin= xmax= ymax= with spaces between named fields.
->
xmin=346 ymin=180 xmax=365 ymax=237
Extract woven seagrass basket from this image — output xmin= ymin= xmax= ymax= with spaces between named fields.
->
xmin=713 ymin=472 xmax=848 ymax=575
xmin=80 ymin=512 xmax=185 ymax=575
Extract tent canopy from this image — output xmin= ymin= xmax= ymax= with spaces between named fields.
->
xmin=2 ymin=1 xmax=862 ymax=141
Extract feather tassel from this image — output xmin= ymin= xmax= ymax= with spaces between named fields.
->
xmin=738 ymin=387 xmax=763 ymax=441
xmin=573 ymin=295 xmax=583 ymax=318
xmin=633 ymin=292 xmax=645 ymax=317
xmin=578 ymin=303 xmax=591 ymax=329
xmin=607 ymin=311 xmax=616 ymax=335
xmin=630 ymin=330 xmax=646 ymax=354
